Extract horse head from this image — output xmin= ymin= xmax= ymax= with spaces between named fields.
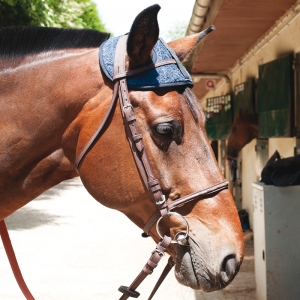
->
xmin=227 ymin=109 xmax=258 ymax=159
xmin=65 ymin=5 xmax=244 ymax=293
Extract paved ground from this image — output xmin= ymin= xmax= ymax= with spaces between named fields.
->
xmin=0 ymin=178 xmax=256 ymax=299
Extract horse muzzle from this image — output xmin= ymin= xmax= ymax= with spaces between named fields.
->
xmin=174 ymin=234 xmax=241 ymax=292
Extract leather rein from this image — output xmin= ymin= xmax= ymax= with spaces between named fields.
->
xmin=0 ymin=34 xmax=228 ymax=300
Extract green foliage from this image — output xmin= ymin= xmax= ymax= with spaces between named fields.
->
xmin=165 ymin=20 xmax=188 ymax=41
xmin=0 ymin=0 xmax=107 ymax=31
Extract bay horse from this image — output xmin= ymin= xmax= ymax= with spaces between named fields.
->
xmin=0 ymin=4 xmax=244 ymax=298
xmin=227 ymin=109 xmax=258 ymax=159
xmin=226 ymin=110 xmax=258 ymax=181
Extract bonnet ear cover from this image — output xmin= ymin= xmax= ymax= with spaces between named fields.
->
xmin=126 ymin=4 xmax=160 ymax=68
xmin=99 ymin=36 xmax=194 ymax=90
xmin=99 ymin=4 xmax=193 ymax=90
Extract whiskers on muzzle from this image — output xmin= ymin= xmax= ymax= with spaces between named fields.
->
xmin=173 ymin=234 xmax=240 ymax=292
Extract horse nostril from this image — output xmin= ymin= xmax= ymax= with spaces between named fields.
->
xmin=220 ymin=255 xmax=239 ymax=284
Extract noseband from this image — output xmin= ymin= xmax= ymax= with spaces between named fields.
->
xmin=74 ymin=33 xmax=228 ymax=299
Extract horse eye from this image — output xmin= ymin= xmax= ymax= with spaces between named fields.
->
xmin=155 ymin=123 xmax=173 ymax=135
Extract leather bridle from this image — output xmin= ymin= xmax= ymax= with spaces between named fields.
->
xmin=0 ymin=28 xmax=227 ymax=300
xmin=74 ymin=35 xmax=229 ymax=299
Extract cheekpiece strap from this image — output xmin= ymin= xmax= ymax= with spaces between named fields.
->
xmin=113 ymin=35 xmax=166 ymax=208
xmin=143 ymin=180 xmax=229 ymax=235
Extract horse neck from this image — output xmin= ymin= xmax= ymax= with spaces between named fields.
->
xmin=247 ymin=118 xmax=259 ymax=139
xmin=0 ymin=48 xmax=107 ymax=173
xmin=1 ymin=48 xmax=102 ymax=109
xmin=237 ymin=113 xmax=258 ymax=140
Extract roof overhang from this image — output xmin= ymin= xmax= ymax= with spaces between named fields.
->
xmin=185 ymin=0 xmax=298 ymax=100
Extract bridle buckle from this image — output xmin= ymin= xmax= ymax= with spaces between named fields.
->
xmin=123 ymin=103 xmax=133 ymax=111
xmin=152 ymin=249 xmax=165 ymax=257
xmin=155 ymin=195 xmax=166 ymax=206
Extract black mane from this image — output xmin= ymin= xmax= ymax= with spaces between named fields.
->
xmin=0 ymin=27 xmax=110 ymax=58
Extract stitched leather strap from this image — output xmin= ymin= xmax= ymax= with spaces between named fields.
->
xmin=148 ymin=256 xmax=174 ymax=300
xmin=143 ymin=180 xmax=229 ymax=235
xmin=74 ymin=81 xmax=120 ymax=172
xmin=113 ymin=35 xmax=167 ymax=208
xmin=118 ymin=235 xmax=172 ymax=300
xmin=0 ymin=220 xmax=35 ymax=300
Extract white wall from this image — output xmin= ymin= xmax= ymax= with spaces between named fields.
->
xmin=269 ymin=138 xmax=296 ymax=158
xmin=241 ymin=139 xmax=257 ymax=229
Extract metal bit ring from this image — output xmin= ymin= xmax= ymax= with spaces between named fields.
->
xmin=156 ymin=212 xmax=189 ymax=244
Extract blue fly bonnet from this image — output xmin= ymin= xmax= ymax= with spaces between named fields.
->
xmin=99 ymin=35 xmax=194 ymax=90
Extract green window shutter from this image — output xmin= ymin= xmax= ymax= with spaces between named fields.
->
xmin=258 ymin=54 xmax=294 ymax=138
xmin=205 ymin=94 xmax=232 ymax=140
xmin=234 ymin=78 xmax=256 ymax=117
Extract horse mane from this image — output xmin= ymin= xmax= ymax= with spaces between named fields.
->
xmin=0 ymin=27 xmax=110 ymax=58
xmin=183 ymin=87 xmax=201 ymax=123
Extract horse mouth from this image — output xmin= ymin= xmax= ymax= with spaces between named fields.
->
xmin=173 ymin=235 xmax=240 ymax=292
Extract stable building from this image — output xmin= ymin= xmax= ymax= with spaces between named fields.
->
xmin=184 ymin=1 xmax=300 ymax=299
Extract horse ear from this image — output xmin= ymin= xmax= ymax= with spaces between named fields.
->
xmin=127 ymin=5 xmax=160 ymax=69
xmin=167 ymin=26 xmax=215 ymax=62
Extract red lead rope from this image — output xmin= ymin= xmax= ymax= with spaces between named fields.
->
xmin=0 ymin=219 xmax=35 ymax=300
